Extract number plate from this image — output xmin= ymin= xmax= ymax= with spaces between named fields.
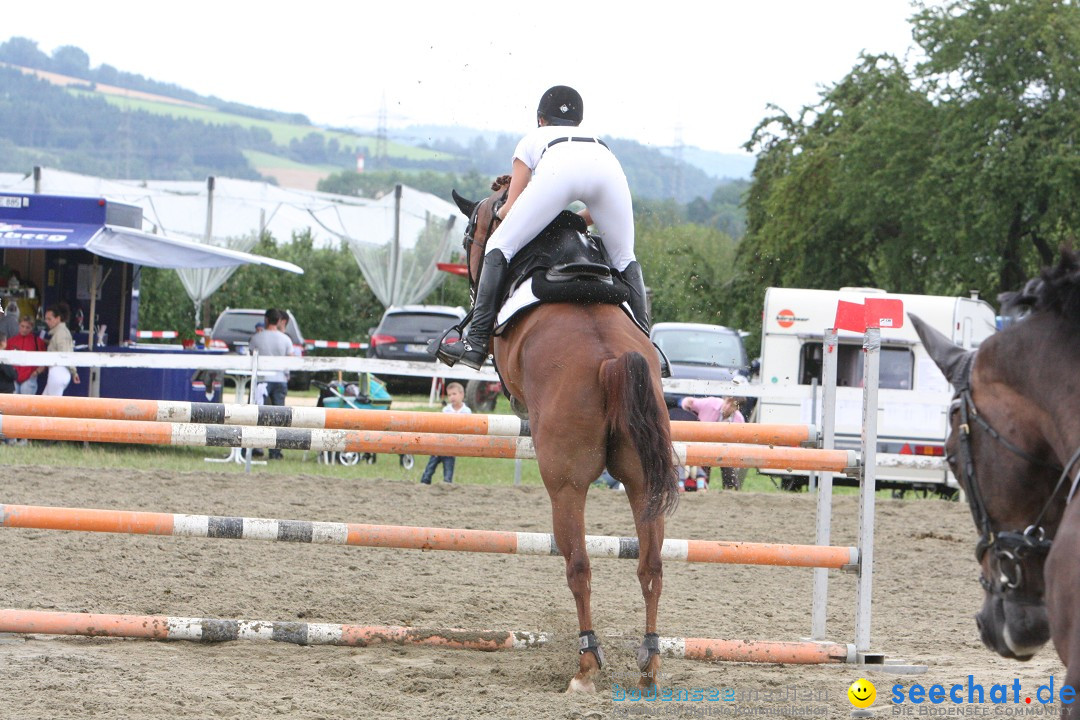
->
xmin=0 ymin=197 xmax=25 ymax=208
xmin=404 ymin=344 xmax=429 ymax=353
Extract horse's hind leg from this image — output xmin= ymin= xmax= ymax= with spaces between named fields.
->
xmin=610 ymin=451 xmax=665 ymax=689
xmin=547 ymin=480 xmax=604 ymax=693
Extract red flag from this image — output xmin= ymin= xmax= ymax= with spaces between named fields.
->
xmin=865 ymin=298 xmax=904 ymax=330
xmin=833 ymin=300 xmax=866 ymax=332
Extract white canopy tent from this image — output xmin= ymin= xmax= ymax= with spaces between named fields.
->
xmin=0 ymin=168 xmax=463 ymax=311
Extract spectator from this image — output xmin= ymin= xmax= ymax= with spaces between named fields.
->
xmin=0 ymin=333 xmax=16 ymax=393
xmin=248 ymin=308 xmax=292 ymax=460
xmin=420 ymin=382 xmax=472 ymax=484
xmin=680 ymin=388 xmax=746 ymax=490
xmin=251 ymin=322 xmax=267 ymax=405
xmin=43 ymin=303 xmax=79 ymax=396
xmin=592 ymin=468 xmax=625 ymax=491
xmin=0 ymin=300 xmax=19 ymax=339
xmin=8 ymin=316 xmax=46 ymax=394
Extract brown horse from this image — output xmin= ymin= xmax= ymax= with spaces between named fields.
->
xmin=915 ymin=250 xmax=1080 ymax=718
xmin=451 ymin=177 xmax=679 ymax=693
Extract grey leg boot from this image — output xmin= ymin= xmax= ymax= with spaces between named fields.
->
xmin=437 ymin=252 xmax=510 ymax=370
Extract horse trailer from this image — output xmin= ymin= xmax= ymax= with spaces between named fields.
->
xmin=758 ymin=287 xmax=997 ymax=496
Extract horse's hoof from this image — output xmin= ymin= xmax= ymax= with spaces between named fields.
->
xmin=565 ymin=676 xmax=597 ymax=694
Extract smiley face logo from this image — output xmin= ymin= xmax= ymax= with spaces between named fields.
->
xmin=848 ymin=678 xmax=876 ymax=708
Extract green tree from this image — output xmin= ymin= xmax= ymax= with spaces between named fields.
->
xmin=635 ymin=218 xmax=740 ymax=325
xmin=913 ymin=0 xmax=1080 ymax=292
xmin=139 ymin=230 xmax=384 ymax=345
xmin=732 ymin=0 xmax=1080 ymax=350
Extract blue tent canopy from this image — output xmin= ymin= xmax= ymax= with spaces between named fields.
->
xmin=0 ymin=193 xmax=302 ymax=273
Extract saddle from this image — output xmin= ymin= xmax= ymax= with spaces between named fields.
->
xmin=500 ymin=210 xmax=631 ymax=309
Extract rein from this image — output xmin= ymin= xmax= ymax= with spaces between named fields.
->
xmin=953 ymin=382 xmax=1077 ymax=601
xmin=462 ymin=189 xmax=508 ymax=289
xmin=437 ymin=188 xmax=510 ymax=348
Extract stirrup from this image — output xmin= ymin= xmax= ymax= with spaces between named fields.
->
xmin=436 ymin=340 xmax=488 ymax=370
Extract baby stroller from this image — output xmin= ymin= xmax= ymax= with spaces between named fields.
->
xmin=312 ymin=374 xmax=415 ymax=469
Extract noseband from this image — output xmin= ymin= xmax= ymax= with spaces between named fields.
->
xmin=951 ymin=365 xmax=1080 ymax=602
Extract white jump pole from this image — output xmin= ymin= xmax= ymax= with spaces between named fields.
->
xmin=854 ymin=326 xmax=880 ymax=658
xmin=811 ymin=328 xmax=839 ymax=641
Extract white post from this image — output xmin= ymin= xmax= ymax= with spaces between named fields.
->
xmin=854 ymin=327 xmax=880 ymax=655
xmin=808 ymin=377 xmax=819 ymax=493
xmin=811 ymin=329 xmax=838 ymax=641
xmin=244 ymin=351 xmax=259 ymax=473
xmin=389 ymin=184 xmax=402 ymax=305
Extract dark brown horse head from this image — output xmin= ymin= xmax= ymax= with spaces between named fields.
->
xmin=451 ymin=176 xmax=511 ymax=287
xmin=912 ymin=308 xmax=1064 ymax=660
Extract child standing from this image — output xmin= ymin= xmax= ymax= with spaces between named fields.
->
xmin=420 ymin=382 xmax=471 ymax=484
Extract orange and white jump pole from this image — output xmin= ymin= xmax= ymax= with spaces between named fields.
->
xmin=0 ymin=415 xmax=856 ymax=472
xmin=0 ymin=503 xmax=859 ymax=569
xmin=661 ymin=637 xmax=853 ymax=664
xmin=0 ymin=394 xmax=817 ymax=446
xmin=0 ymin=608 xmax=548 ymax=651
xmin=0 ymin=608 xmax=853 ymax=664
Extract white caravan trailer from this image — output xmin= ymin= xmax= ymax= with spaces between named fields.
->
xmin=758 ymin=287 xmax=997 ymax=496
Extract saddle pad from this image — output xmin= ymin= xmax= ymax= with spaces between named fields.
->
xmin=495 ymin=277 xmax=641 ymax=335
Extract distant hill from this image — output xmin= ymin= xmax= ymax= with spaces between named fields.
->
xmin=658 ymin=147 xmax=756 ymax=181
xmin=0 ymin=36 xmax=751 ymax=202
xmin=395 ymin=124 xmax=757 ymax=182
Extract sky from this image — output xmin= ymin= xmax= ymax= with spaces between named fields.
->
xmin=3 ymin=1 xmax=931 ymax=155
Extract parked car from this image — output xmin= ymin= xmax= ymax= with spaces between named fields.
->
xmin=650 ymin=321 xmax=754 ymax=414
xmin=367 ymin=305 xmax=466 ymax=392
xmin=650 ymin=322 xmax=751 ymax=381
xmin=209 ymin=307 xmax=311 ymax=390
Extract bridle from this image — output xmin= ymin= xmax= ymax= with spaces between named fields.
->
xmin=437 ymin=187 xmax=509 ymax=346
xmin=461 ymin=189 xmax=508 ymax=290
xmin=950 ymin=356 xmax=1080 ymax=602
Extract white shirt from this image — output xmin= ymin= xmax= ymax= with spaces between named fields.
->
xmin=442 ymin=402 xmax=472 ymax=415
xmin=513 ymin=125 xmax=599 ymax=170
xmin=248 ymin=328 xmax=293 ymax=383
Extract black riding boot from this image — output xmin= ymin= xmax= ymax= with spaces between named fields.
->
xmin=622 ymin=261 xmax=650 ymax=332
xmin=437 ymin=252 xmax=510 ymax=370
xmin=622 ymin=261 xmax=670 ymax=377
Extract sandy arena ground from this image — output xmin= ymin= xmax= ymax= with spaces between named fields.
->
xmin=0 ymin=465 xmax=1069 ymax=719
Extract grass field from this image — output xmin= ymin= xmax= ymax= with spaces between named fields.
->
xmin=1 ymin=392 xmax=806 ymax=494
xmin=68 ymin=88 xmax=456 ymax=162
xmin=241 ymin=149 xmax=342 ymax=172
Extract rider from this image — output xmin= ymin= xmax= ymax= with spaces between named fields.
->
xmin=437 ymin=85 xmax=649 ymax=370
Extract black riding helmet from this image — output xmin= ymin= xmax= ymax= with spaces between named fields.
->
xmin=537 ymin=85 xmax=583 ymax=127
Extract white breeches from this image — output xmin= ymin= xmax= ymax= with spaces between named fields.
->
xmin=43 ymin=366 xmax=71 ymax=396
xmin=485 ymin=142 xmax=635 ymax=271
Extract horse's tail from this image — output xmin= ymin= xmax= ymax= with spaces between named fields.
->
xmin=602 ymin=351 xmax=679 ymax=521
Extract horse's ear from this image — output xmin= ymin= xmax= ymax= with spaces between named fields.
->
xmin=451 ymin=189 xmax=477 ymax=218
xmin=910 ymin=312 xmax=974 ymax=389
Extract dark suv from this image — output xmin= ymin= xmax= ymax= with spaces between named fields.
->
xmin=650 ymin=321 xmax=754 ymax=412
xmin=367 ymin=305 xmax=466 ymax=391
xmin=367 ymin=305 xmax=466 ymax=362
